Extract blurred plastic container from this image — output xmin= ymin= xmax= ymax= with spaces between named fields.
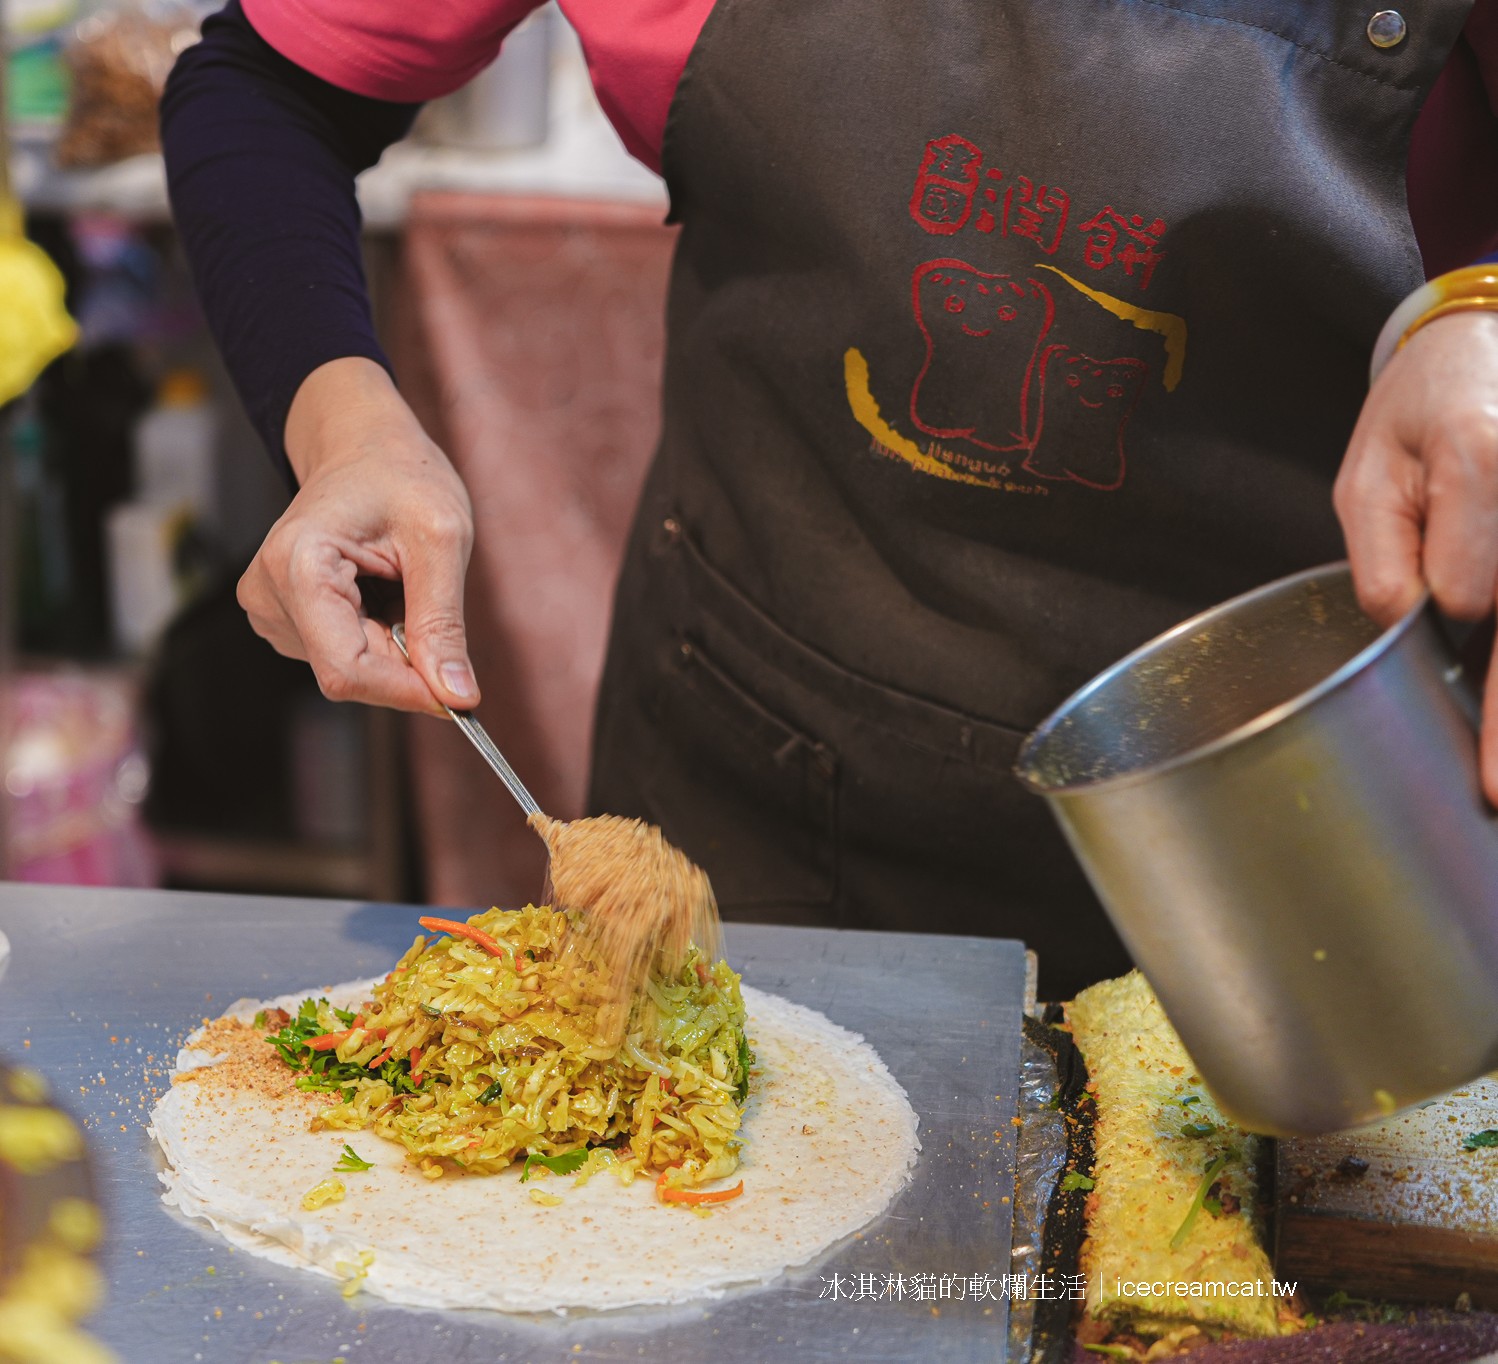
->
xmin=5 ymin=0 xmax=78 ymax=132
xmin=104 ymin=500 xmax=188 ymax=654
xmin=55 ymin=1 xmax=201 ymax=168
xmin=106 ymin=367 xmax=217 ymax=654
xmin=420 ymin=5 xmax=553 ymax=151
xmin=133 ymin=367 xmax=216 ymax=520
xmin=4 ymin=671 xmax=157 ymax=886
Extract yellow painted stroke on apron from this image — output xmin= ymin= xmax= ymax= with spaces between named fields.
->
xmin=1034 ymin=265 xmax=1187 ymax=392
xmin=843 ymin=347 xmax=995 ymax=488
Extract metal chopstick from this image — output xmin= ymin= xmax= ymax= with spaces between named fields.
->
xmin=390 ymin=622 xmax=541 ymax=818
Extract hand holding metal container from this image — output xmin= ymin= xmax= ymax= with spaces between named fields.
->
xmin=1016 ymin=563 xmax=1498 ymax=1136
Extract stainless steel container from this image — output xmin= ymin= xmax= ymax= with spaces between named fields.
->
xmin=1015 ymin=562 xmax=1498 ymax=1135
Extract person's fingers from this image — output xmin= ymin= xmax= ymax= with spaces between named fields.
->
xmin=286 ymin=537 xmax=445 ymax=714
xmin=1421 ymin=414 xmax=1498 ymax=621
xmin=1334 ymin=430 xmax=1426 ymax=626
xmin=349 ymin=621 xmax=452 ymax=715
xmin=305 ymin=600 xmax=444 ymax=714
xmin=399 ymin=505 xmax=479 ymax=711
xmin=236 ymin=557 xmax=308 ymax=660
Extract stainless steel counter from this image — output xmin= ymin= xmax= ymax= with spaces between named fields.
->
xmin=0 ymin=882 xmax=1026 ymax=1363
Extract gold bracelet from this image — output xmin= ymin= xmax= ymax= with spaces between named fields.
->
xmin=1370 ymin=264 xmax=1498 ymax=381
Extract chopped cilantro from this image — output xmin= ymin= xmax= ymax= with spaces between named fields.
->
xmin=735 ymin=1032 xmax=754 ymax=1103
xmin=263 ymin=997 xmax=424 ymax=1097
xmin=519 ymin=1149 xmax=590 ymax=1182
xmin=1463 ymin=1129 xmax=1498 ymax=1151
xmin=334 ymin=1144 xmax=374 ymax=1173
xmin=1060 ymin=1171 xmax=1095 ymax=1192
xmin=1170 ymin=1154 xmax=1228 ymax=1250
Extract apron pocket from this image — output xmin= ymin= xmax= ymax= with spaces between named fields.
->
xmin=642 ymin=633 xmax=839 ymax=919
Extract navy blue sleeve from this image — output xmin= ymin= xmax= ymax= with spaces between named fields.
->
xmin=160 ymin=1 xmax=421 ymax=483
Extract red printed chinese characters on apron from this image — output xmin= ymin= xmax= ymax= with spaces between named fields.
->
xmin=854 ymin=132 xmax=1184 ymax=497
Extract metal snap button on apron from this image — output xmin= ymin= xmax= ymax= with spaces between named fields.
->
xmin=1367 ymin=10 xmax=1407 ymax=48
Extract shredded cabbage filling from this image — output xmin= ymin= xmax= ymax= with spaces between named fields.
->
xmin=279 ymin=906 xmax=752 ymax=1187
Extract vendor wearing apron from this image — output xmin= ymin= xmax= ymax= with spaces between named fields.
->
xmin=163 ymin=1 xmax=1498 ymax=997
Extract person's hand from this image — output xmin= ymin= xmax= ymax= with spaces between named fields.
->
xmin=1334 ymin=310 xmax=1498 ymax=798
xmin=237 ymin=356 xmax=479 ymax=715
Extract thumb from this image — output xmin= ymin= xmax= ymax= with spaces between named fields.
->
xmin=401 ymin=525 xmax=480 ymax=711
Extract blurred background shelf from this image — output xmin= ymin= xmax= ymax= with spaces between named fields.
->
xmin=12 ymin=142 xmax=167 ymax=220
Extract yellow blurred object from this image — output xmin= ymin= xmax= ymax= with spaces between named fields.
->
xmin=0 ymin=197 xmax=78 ymax=406
xmin=0 ymin=1058 xmax=118 ymax=1364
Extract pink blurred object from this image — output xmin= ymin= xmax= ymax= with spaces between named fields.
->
xmin=4 ymin=670 xmax=158 ymax=887
xmin=390 ymin=194 xmax=674 ymax=910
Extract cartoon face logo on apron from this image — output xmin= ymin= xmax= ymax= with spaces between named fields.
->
xmin=844 ymin=131 xmax=1187 ymax=495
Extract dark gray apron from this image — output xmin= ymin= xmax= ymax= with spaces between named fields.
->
xmin=590 ymin=0 xmax=1472 ymax=999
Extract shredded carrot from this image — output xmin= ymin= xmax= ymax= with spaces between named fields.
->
xmin=307 ymin=1024 xmax=385 ymax=1052
xmin=662 ymin=1183 xmax=743 ymax=1206
xmin=369 ymin=1046 xmax=394 ymax=1068
xmin=417 ymin=916 xmax=512 ymax=962
xmin=655 ymin=1170 xmax=745 ymax=1206
xmin=410 ymin=1046 xmax=423 ymax=1084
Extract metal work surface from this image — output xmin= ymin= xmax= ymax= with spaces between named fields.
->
xmin=0 ymin=882 xmax=1025 ymax=1363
